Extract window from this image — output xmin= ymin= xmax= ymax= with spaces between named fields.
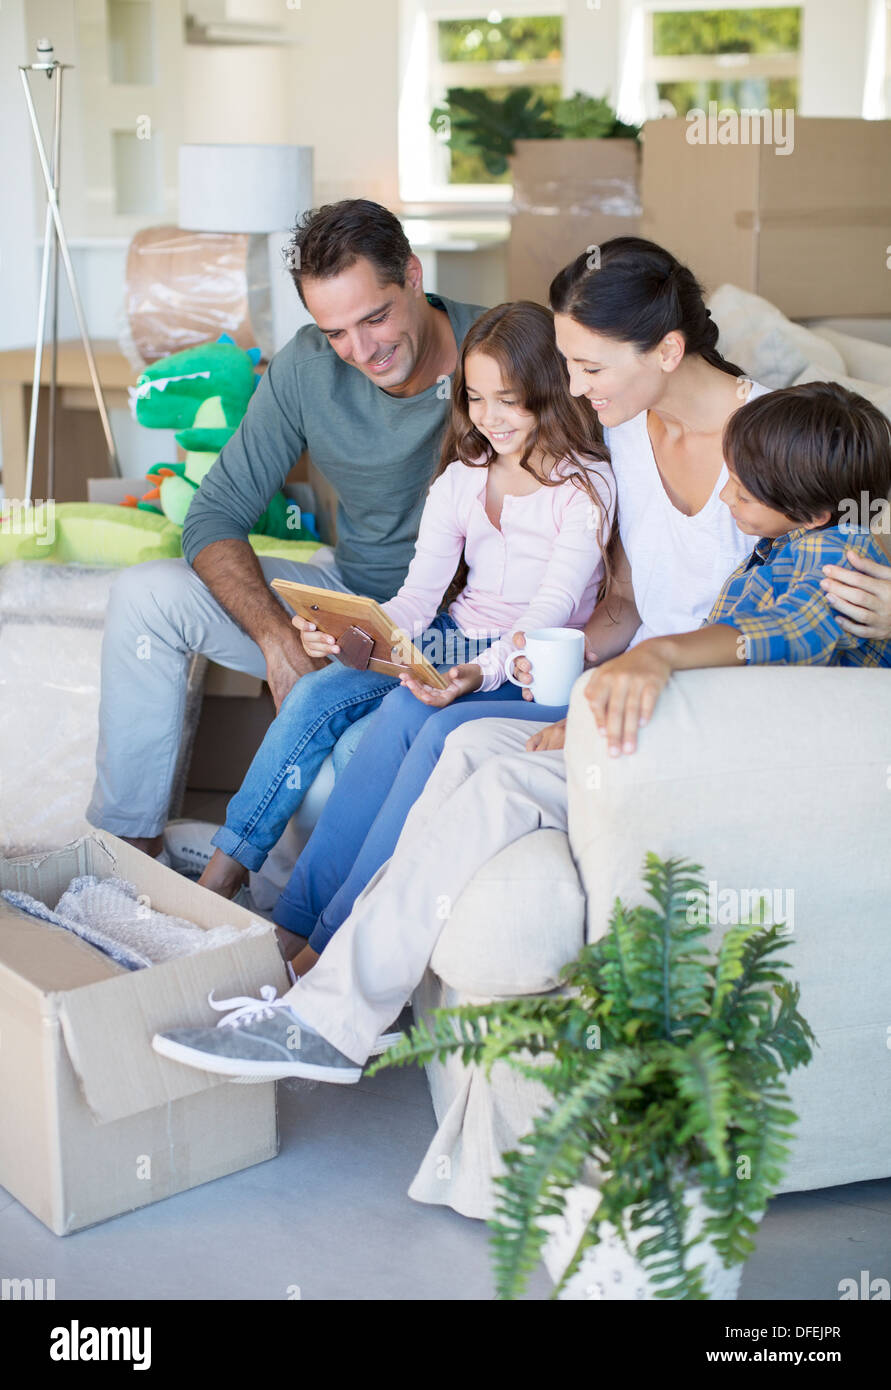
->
xmin=434 ymin=15 xmax=563 ymax=184
xmin=643 ymin=5 xmax=802 ymax=120
xmin=399 ymin=3 xmax=564 ymax=205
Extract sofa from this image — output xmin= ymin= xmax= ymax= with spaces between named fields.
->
xmin=402 ymin=287 xmax=891 ymax=1218
xmin=407 ymin=667 xmax=891 ymax=1220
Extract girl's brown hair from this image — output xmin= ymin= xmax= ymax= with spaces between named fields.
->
xmin=436 ymin=300 xmax=616 ymax=607
xmin=723 ymin=381 xmax=891 ymax=526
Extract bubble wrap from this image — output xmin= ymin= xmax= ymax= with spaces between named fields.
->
xmin=0 ymin=563 xmax=113 ymax=856
xmin=0 ymin=562 xmax=204 ymax=856
xmin=1 ymin=874 xmax=272 ymax=971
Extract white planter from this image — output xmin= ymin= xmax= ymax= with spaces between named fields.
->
xmin=541 ymin=1182 xmax=748 ymax=1301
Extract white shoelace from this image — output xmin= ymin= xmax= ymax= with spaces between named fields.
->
xmin=209 ymin=984 xmax=293 ymax=1030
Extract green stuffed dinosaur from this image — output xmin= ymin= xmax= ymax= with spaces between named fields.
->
xmin=124 ymin=335 xmax=315 ymax=542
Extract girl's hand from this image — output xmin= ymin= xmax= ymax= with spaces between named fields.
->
xmin=526 ymin=718 xmax=567 ymax=752
xmin=821 ymin=549 xmax=891 ymax=641
xmin=292 ymin=613 xmax=339 ymax=660
xmin=585 ymin=647 xmax=672 ymax=757
xmin=512 ymin=631 xmax=599 ymax=702
xmin=399 ymin=662 xmax=484 ymax=707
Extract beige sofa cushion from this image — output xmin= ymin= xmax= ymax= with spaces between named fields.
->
xmin=809 ymin=324 xmax=891 ymax=387
xmin=430 ymin=828 xmax=584 ymax=996
xmin=564 ymin=666 xmax=891 ymax=1193
xmin=709 ymin=283 xmax=847 ymax=387
xmin=792 ymin=363 xmax=891 ymax=421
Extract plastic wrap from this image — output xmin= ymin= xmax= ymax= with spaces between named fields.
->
xmin=0 ymin=563 xmax=205 ymax=857
xmin=120 ymin=225 xmax=274 ymax=369
xmin=2 ymin=875 xmax=271 ymax=970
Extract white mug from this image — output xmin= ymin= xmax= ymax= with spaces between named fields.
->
xmin=504 ymin=627 xmax=585 ymax=706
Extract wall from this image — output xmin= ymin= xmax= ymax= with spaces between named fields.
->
xmin=182 ymin=1 xmax=401 ymax=207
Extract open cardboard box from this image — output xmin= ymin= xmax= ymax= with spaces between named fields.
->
xmin=0 ymin=832 xmax=287 ymax=1235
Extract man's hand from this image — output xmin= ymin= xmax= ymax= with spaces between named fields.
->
xmin=512 ymin=630 xmax=599 ymax=703
xmin=821 ymin=549 xmax=891 ymax=641
xmin=526 ymin=718 xmax=567 ymax=752
xmin=585 ymin=646 xmax=673 ymax=757
xmin=262 ymin=628 xmax=325 ymax=712
xmin=399 ymin=663 xmax=483 ymax=707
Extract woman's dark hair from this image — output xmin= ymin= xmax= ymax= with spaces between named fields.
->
xmin=285 ymin=199 xmax=413 ymax=306
xmin=437 ymin=301 xmax=616 ymax=607
xmin=549 ymin=236 xmax=745 ymax=378
xmin=722 ymin=381 xmax=891 ymax=527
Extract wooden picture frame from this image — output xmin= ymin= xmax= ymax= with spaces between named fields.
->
xmin=271 ymin=580 xmax=449 ymax=691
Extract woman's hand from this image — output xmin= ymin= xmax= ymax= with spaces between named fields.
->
xmin=292 ymin=613 xmax=339 ymax=660
xmin=399 ymin=663 xmax=484 ymax=707
xmin=512 ymin=630 xmax=599 ymax=702
xmin=821 ymin=549 xmax=891 ymax=641
xmin=525 ymin=718 xmax=567 ymax=752
xmin=584 ymin=646 xmax=672 ymax=757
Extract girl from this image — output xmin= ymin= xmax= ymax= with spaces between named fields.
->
xmin=199 ymin=301 xmax=615 ymax=900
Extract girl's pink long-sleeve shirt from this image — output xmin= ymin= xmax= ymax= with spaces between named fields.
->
xmin=382 ymin=456 xmax=616 ymax=691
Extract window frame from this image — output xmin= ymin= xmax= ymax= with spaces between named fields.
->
xmin=399 ymin=1 xmax=566 ymax=206
xmin=640 ymin=0 xmax=803 ymax=121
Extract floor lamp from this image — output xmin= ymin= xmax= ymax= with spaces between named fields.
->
xmin=19 ymin=37 xmax=119 ymax=502
xmin=178 ymin=144 xmax=315 ymax=356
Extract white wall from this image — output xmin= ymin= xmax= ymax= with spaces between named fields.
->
xmin=800 ymin=0 xmax=872 ymax=115
xmin=0 ymin=0 xmax=40 ymax=352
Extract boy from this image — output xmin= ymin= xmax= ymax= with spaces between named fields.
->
xmin=587 ymin=381 xmax=891 ymax=757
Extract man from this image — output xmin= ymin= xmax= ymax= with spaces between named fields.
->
xmin=86 ymin=199 xmax=486 ymax=860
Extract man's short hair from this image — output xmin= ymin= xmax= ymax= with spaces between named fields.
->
xmin=285 ymin=199 xmax=413 ymax=306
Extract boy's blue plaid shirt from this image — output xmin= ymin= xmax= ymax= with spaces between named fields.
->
xmin=706 ymin=524 xmax=891 ymax=666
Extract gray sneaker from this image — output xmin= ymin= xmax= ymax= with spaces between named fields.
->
xmin=151 ymin=985 xmax=362 ymax=1084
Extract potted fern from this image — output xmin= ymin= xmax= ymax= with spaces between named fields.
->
xmin=371 ymin=854 xmax=814 ymax=1300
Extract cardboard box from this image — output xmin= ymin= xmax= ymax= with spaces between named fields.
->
xmin=641 ymin=117 xmax=891 ymax=319
xmin=187 ymin=688 xmax=276 ymax=792
xmin=508 ymin=139 xmax=641 ymax=304
xmin=0 ymin=833 xmax=286 ymax=1235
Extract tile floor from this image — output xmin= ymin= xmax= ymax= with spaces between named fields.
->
xmin=4 ymin=790 xmax=886 ymax=1301
xmin=1 ymin=1060 xmax=888 ymax=1301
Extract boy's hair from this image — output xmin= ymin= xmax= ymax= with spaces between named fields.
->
xmin=285 ymin=199 xmax=413 ymax=305
xmin=723 ymin=381 xmax=891 ymax=527
xmin=436 ymin=300 xmax=616 ymax=607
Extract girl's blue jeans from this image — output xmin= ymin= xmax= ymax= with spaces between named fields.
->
xmin=211 ymin=613 xmax=495 ymax=871
xmin=273 ymin=683 xmax=568 ymax=951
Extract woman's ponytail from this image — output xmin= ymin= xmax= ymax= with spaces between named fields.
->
xmin=550 ymin=237 xmax=746 ymax=380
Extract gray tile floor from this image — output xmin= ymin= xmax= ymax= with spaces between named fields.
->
xmin=1 ymin=1060 xmax=888 ymax=1301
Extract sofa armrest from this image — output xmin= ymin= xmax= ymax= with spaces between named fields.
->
xmin=562 ymin=665 xmax=891 ymax=1192
xmin=564 ymin=663 xmax=891 ymax=987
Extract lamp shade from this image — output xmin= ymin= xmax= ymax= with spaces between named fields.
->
xmin=178 ymin=144 xmax=313 ymax=233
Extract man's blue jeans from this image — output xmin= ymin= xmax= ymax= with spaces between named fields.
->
xmin=273 ymin=684 xmax=568 ymax=950
xmin=211 ymin=613 xmax=493 ymax=871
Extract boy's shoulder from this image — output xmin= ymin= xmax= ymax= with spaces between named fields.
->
xmin=782 ymin=523 xmax=883 ymax=569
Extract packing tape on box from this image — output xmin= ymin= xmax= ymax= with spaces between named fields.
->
xmin=513 ymin=178 xmax=641 ymax=219
xmin=735 ymin=206 xmax=891 ymax=230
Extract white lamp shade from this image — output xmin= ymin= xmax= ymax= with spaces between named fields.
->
xmin=178 ymin=144 xmax=313 ymax=233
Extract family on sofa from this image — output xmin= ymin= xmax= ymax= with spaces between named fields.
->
xmin=83 ymin=199 xmax=891 ymax=1083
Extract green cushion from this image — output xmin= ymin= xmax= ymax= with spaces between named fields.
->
xmin=0 ymin=501 xmax=322 ymax=568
